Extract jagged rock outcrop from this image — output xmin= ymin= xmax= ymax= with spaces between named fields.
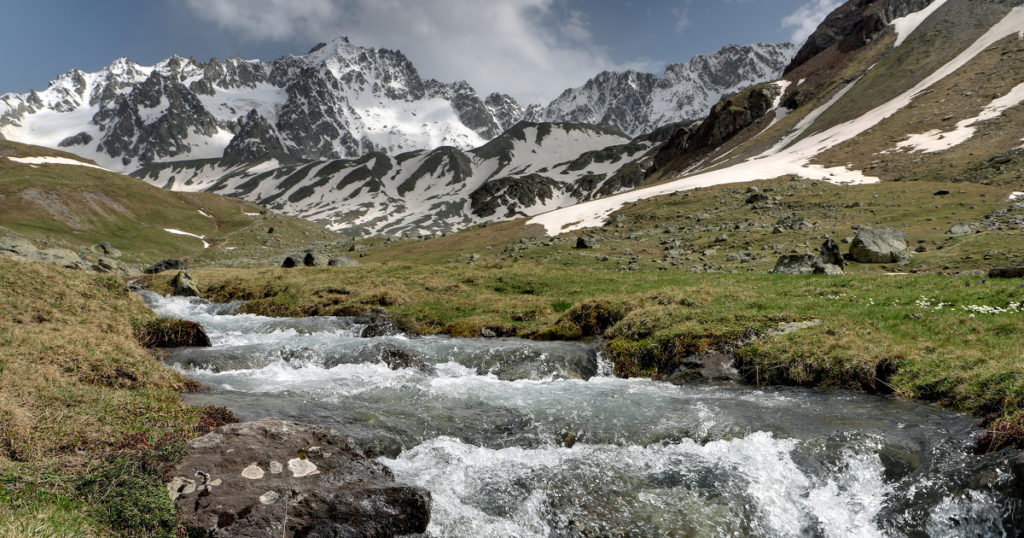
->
xmin=785 ymin=0 xmax=935 ymax=73
xmin=529 ymin=43 xmax=797 ymax=137
xmin=224 ymin=110 xmax=286 ymax=160
xmin=1 ymin=38 xmax=794 ymax=172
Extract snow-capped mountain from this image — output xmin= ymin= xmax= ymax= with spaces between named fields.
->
xmin=132 ymin=122 xmax=667 ymax=236
xmin=0 ymin=38 xmax=792 ymax=172
xmin=0 ymin=38 xmax=520 ymax=171
xmin=527 ymin=43 xmax=798 ymax=136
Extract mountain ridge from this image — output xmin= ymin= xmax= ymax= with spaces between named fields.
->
xmin=0 ymin=38 xmax=794 ymax=172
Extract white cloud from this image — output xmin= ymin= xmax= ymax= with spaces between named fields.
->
xmin=182 ymin=0 xmax=657 ymax=104
xmin=673 ymin=7 xmax=691 ymax=33
xmin=781 ymin=0 xmax=843 ymax=44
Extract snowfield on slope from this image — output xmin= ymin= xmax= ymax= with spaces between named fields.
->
xmin=5 ymin=156 xmax=109 ymax=170
xmin=529 ymin=7 xmax=1024 ymax=235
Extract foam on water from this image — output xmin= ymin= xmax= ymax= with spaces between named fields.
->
xmin=140 ymin=291 xmax=1024 ymax=535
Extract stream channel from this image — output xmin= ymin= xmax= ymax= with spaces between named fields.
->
xmin=140 ymin=292 xmax=1024 ymax=537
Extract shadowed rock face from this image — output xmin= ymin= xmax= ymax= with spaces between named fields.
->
xmin=167 ymin=418 xmax=430 ymax=537
xmin=785 ymin=0 xmax=934 ymax=74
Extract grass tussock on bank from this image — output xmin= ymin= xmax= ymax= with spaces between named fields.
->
xmin=155 ymin=261 xmax=1024 ymax=449
xmin=0 ymin=258 xmax=216 ymax=535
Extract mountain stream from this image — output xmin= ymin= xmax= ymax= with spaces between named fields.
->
xmin=140 ymin=292 xmax=1024 ymax=537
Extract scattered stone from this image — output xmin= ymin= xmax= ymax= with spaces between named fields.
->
xmin=934 ymin=190 xmax=951 ymax=196
xmin=775 ymin=214 xmax=813 ymax=231
xmin=745 ymin=192 xmax=777 ymax=205
xmin=166 ymin=419 xmax=431 ymax=537
xmin=144 ymin=259 xmax=187 ymax=274
xmin=849 ymin=228 xmax=910 ymax=263
xmin=172 ymin=270 xmax=200 ymax=297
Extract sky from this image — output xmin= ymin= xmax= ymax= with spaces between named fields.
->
xmin=1 ymin=0 xmax=843 ymax=104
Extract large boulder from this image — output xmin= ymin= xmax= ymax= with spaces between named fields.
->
xmin=91 ymin=241 xmax=122 ymax=258
xmin=772 ymin=254 xmax=818 ymax=275
xmin=172 ymin=270 xmax=201 ymax=297
xmin=849 ymin=228 xmax=910 ymax=263
xmin=819 ymin=238 xmax=846 ymax=269
xmin=989 ymin=267 xmax=1024 ymax=278
xmin=948 ymin=222 xmax=972 ymax=235
xmin=281 ymin=255 xmax=300 ymax=268
xmin=144 ymin=259 xmax=187 ymax=274
xmin=303 ymin=252 xmax=327 ymax=267
xmin=34 ymin=248 xmax=89 ymax=270
xmin=166 ymin=419 xmax=431 ymax=537
xmin=0 ymin=236 xmax=38 ymax=257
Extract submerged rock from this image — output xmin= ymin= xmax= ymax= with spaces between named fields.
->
xmin=167 ymin=419 xmax=431 ymax=537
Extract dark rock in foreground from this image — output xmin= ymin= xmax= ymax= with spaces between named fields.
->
xmin=989 ymin=267 xmax=1024 ymax=278
xmin=167 ymin=419 xmax=431 ymax=537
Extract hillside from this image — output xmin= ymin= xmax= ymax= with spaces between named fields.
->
xmin=131 ymin=122 xmax=674 ymax=236
xmin=528 ymin=0 xmax=1024 ymax=235
xmin=0 ymin=139 xmax=338 ymax=265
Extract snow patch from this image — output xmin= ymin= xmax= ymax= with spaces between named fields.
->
xmin=163 ymin=228 xmax=210 ymax=249
xmin=893 ymin=0 xmax=950 ymax=47
xmin=1009 ymin=192 xmax=1024 ymax=201
xmin=896 ymin=81 xmax=1024 ymax=153
xmin=6 ymin=156 xmax=108 ymax=171
xmin=529 ymin=7 xmax=1024 ymax=235
xmin=247 ymin=159 xmax=280 ymax=175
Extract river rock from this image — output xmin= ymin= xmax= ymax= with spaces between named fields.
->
xmin=145 ymin=259 xmax=187 ymax=274
xmin=849 ymin=228 xmax=910 ymax=263
xmin=166 ymin=419 xmax=431 ymax=537
xmin=172 ymin=270 xmax=201 ymax=297
xmin=328 ymin=256 xmax=361 ymax=267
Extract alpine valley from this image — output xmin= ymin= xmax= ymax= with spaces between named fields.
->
xmin=4 ymin=0 xmax=1024 ymax=536
xmin=1 ymin=39 xmax=796 ymax=236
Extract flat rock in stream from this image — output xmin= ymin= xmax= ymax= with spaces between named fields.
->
xmin=167 ymin=418 xmax=430 ymax=537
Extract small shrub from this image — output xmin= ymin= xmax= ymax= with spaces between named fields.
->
xmin=196 ymin=406 xmax=238 ymax=436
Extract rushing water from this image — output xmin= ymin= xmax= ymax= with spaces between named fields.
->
xmin=140 ymin=292 xmax=1024 ymax=537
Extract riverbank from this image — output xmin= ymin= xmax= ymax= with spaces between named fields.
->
xmin=146 ymin=261 xmax=1024 ymax=452
xmin=0 ymin=258 xmax=227 ymax=536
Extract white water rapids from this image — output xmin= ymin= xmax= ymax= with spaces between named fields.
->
xmin=140 ymin=292 xmax=1023 ymax=537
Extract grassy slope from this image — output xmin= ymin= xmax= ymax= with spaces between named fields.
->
xmin=0 ymin=140 xmax=340 ymax=266
xmin=145 ymin=175 xmax=1024 ymax=450
xmin=0 ymin=258 xmax=205 ymax=536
